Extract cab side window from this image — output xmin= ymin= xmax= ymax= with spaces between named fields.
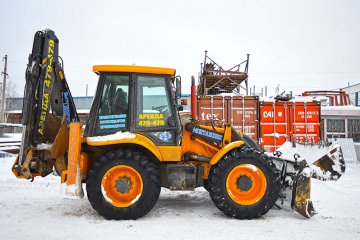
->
xmin=95 ymin=74 xmax=130 ymax=134
xmin=136 ymin=75 xmax=172 ymax=128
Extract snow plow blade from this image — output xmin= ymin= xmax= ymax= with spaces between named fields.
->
xmin=291 ymin=160 xmax=316 ymax=218
xmin=311 ymin=144 xmax=345 ymax=181
xmin=273 ymin=141 xmax=345 ymax=218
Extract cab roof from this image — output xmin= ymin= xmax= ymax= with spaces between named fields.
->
xmin=93 ymin=65 xmax=176 ymax=76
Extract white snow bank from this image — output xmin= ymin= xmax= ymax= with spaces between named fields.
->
xmin=0 ymin=133 xmax=22 ymax=143
xmin=87 ymin=131 xmax=136 ymax=142
xmin=0 ymin=156 xmax=360 ymax=240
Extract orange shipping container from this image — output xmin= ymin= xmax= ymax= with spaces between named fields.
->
xmin=197 ymin=95 xmax=259 ymax=143
xmin=260 ymin=100 xmax=321 ymax=152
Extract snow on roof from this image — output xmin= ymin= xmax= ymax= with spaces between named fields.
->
xmin=322 ymin=105 xmax=360 ymax=116
xmin=6 ymin=110 xmax=21 ymax=114
xmin=260 ymin=95 xmax=320 ymax=102
xmin=0 ymin=123 xmax=22 ymax=127
xmin=218 ymin=93 xmax=244 ymax=97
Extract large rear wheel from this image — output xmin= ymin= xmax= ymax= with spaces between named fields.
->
xmin=208 ymin=147 xmax=280 ymax=219
xmin=86 ymin=149 xmax=161 ymax=220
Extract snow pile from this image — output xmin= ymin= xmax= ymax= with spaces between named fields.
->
xmin=36 ymin=143 xmax=52 ymax=150
xmin=87 ymin=131 xmax=136 ymax=142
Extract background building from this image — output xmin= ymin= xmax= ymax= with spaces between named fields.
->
xmin=340 ymin=83 xmax=360 ymax=106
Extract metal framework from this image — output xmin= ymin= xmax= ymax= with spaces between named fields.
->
xmin=302 ymin=90 xmax=350 ymax=106
xmin=198 ymin=51 xmax=249 ymax=95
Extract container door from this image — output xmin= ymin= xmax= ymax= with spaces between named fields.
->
xmin=290 ymin=101 xmax=321 ymax=143
xmin=260 ymin=102 xmax=290 ymax=152
xmin=229 ymin=96 xmax=259 ymax=143
xmin=197 ymin=95 xmax=226 ymax=126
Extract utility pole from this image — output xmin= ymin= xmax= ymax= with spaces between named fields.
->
xmin=1 ymin=55 xmax=8 ymax=123
xmin=265 ymin=86 xmax=268 ymax=97
xmin=86 ymin=84 xmax=88 ymax=97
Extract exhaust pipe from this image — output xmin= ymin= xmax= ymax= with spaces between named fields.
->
xmin=191 ymin=76 xmax=197 ymax=121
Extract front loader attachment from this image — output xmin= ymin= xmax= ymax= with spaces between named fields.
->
xmin=271 ymin=141 xmax=345 ymax=218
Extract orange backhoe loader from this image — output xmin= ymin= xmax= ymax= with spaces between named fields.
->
xmin=12 ymin=30 xmax=345 ymax=220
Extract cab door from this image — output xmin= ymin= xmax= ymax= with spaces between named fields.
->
xmin=133 ymin=74 xmax=180 ymax=145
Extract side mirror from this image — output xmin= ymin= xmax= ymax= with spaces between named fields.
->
xmin=181 ymin=99 xmax=188 ymax=106
xmin=175 ymin=76 xmax=181 ymax=99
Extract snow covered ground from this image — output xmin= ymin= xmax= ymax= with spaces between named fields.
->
xmin=0 ymin=156 xmax=359 ymax=240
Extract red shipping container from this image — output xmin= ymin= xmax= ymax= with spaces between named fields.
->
xmin=197 ymin=95 xmax=259 ymax=143
xmin=260 ymin=100 xmax=321 ymax=152
xmin=290 ymin=101 xmax=321 ymax=143
xmin=259 ymin=101 xmax=290 ymax=151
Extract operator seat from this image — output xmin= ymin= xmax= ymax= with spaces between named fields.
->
xmin=113 ymin=88 xmax=128 ymax=114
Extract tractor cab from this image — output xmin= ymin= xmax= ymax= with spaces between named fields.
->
xmin=84 ymin=65 xmax=182 ymax=146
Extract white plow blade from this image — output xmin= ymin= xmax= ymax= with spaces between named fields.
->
xmin=276 ymin=141 xmax=345 ymax=181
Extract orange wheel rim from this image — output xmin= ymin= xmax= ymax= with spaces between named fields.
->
xmin=226 ymin=164 xmax=267 ymax=206
xmin=101 ymin=165 xmax=143 ymax=208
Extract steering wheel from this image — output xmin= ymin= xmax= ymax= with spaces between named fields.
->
xmin=152 ymin=105 xmax=168 ymax=113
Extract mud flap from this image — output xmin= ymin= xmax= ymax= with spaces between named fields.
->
xmin=291 ymin=160 xmax=316 ymax=218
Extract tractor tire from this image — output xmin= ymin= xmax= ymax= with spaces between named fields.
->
xmin=86 ymin=148 xmax=161 ymax=220
xmin=208 ymin=147 xmax=281 ymax=219
xmin=203 ymin=179 xmax=210 ymax=191
xmin=243 ymin=134 xmax=261 ymax=151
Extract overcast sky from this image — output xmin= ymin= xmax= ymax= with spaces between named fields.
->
xmin=0 ymin=0 xmax=359 ymax=97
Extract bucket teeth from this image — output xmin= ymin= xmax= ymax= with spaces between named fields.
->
xmin=293 ymin=198 xmax=317 ymax=218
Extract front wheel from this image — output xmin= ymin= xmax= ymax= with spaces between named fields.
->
xmin=86 ymin=149 xmax=161 ymax=220
xmin=208 ymin=147 xmax=280 ymax=219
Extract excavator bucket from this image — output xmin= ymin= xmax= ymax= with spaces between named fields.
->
xmin=12 ymin=115 xmax=69 ymax=179
xmin=274 ymin=141 xmax=345 ymax=218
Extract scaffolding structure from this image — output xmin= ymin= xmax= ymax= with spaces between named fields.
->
xmin=198 ymin=51 xmax=249 ymax=95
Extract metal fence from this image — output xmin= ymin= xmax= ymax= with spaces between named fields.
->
xmin=323 ymin=118 xmax=360 ymax=142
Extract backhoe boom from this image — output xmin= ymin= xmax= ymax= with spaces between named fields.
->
xmin=14 ymin=29 xmax=79 ymax=178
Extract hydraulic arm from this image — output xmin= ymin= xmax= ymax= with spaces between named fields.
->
xmin=13 ymin=30 xmax=79 ymax=179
